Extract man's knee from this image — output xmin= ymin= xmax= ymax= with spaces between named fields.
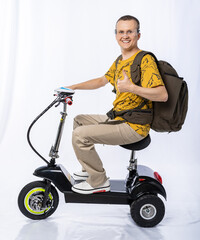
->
xmin=72 ymin=126 xmax=90 ymax=147
xmin=73 ymin=114 xmax=85 ymax=129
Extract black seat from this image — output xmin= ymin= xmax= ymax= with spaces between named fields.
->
xmin=120 ymin=135 xmax=151 ymax=151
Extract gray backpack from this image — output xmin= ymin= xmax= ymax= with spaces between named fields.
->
xmin=108 ymin=51 xmax=188 ymax=132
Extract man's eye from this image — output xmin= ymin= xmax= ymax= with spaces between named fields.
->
xmin=127 ymin=30 xmax=133 ymax=34
xmin=119 ymin=31 xmax=124 ymax=34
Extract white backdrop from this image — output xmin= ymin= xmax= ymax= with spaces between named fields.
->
xmin=0 ymin=0 xmax=200 ymax=239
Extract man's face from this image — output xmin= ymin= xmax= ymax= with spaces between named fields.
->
xmin=115 ymin=20 xmax=140 ymax=52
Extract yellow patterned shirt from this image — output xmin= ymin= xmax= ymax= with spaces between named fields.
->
xmin=105 ymin=50 xmax=164 ymax=137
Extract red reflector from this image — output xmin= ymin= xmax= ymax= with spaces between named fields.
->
xmin=93 ymin=190 xmax=106 ymax=194
xmin=154 ymin=172 xmax=162 ymax=184
xmin=139 ymin=178 xmax=145 ymax=182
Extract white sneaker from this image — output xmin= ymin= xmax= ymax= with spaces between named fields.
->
xmin=72 ymin=180 xmax=110 ymax=194
xmin=73 ymin=171 xmax=89 ymax=181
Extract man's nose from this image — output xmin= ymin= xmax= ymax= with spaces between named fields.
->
xmin=122 ymin=33 xmax=129 ymax=37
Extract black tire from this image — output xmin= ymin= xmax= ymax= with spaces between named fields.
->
xmin=130 ymin=195 xmax=165 ymax=227
xmin=18 ymin=181 xmax=59 ymax=220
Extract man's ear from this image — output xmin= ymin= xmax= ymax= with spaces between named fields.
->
xmin=137 ymin=33 xmax=141 ymax=40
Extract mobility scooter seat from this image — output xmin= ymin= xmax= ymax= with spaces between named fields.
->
xmin=120 ymin=134 xmax=151 ymax=151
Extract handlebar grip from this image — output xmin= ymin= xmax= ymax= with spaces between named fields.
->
xmin=65 ymin=97 xmax=73 ymax=105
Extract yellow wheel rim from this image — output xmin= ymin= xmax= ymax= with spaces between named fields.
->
xmin=24 ymin=187 xmax=53 ymax=215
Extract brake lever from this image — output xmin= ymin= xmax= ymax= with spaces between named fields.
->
xmin=55 ymin=101 xmax=61 ymax=107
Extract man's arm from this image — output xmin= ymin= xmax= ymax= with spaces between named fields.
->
xmin=129 ymin=85 xmax=168 ymax=102
xmin=117 ymin=70 xmax=168 ymax=102
xmin=66 ymin=75 xmax=108 ymax=90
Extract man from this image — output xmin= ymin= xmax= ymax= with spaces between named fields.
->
xmin=66 ymin=15 xmax=168 ymax=194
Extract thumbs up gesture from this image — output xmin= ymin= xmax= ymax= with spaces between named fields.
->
xmin=117 ymin=70 xmax=133 ymax=93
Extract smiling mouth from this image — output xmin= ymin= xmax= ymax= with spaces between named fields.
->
xmin=121 ymin=40 xmax=131 ymax=43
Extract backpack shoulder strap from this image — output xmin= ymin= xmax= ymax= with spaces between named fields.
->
xmin=130 ymin=51 xmax=158 ymax=85
xmin=112 ymin=55 xmax=122 ymax=93
xmin=115 ymin=55 xmax=122 ymax=68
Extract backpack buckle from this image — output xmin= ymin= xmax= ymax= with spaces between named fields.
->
xmin=106 ymin=109 xmax=116 ymax=119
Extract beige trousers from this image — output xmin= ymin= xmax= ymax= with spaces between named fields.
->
xmin=72 ymin=114 xmax=144 ymax=187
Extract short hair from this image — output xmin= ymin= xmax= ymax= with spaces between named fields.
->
xmin=115 ymin=15 xmax=140 ymax=34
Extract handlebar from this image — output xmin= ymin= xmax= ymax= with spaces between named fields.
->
xmin=54 ymin=87 xmax=74 ymax=106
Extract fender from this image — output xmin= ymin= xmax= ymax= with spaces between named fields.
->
xmin=130 ymin=176 xmax=167 ymax=200
xmin=33 ymin=164 xmax=74 ymax=192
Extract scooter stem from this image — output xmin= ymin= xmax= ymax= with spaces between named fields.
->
xmin=49 ymin=102 xmax=68 ymax=163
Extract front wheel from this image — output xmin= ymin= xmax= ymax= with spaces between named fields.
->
xmin=130 ymin=195 xmax=165 ymax=227
xmin=18 ymin=181 xmax=59 ymax=220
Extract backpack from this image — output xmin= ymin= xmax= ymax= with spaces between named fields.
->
xmin=110 ymin=51 xmax=188 ymax=133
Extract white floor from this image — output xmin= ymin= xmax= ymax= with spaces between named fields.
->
xmin=1 ymin=201 xmax=200 ymax=240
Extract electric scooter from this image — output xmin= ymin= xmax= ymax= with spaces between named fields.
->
xmin=18 ymin=88 xmax=167 ymax=227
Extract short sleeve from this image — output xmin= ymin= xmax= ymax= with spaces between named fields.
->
xmin=105 ymin=61 xmax=116 ymax=86
xmin=140 ymin=54 xmax=164 ymax=88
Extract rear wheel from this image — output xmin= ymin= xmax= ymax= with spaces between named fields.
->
xmin=130 ymin=195 xmax=165 ymax=227
xmin=18 ymin=181 xmax=59 ymax=220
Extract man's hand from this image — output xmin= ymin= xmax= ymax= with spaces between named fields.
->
xmin=117 ymin=70 xmax=134 ymax=93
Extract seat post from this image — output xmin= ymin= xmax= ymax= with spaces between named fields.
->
xmin=130 ymin=150 xmax=135 ymax=162
xmin=126 ymin=150 xmax=138 ymax=189
xmin=120 ymin=135 xmax=151 ymax=191
xmin=128 ymin=150 xmax=137 ymax=170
